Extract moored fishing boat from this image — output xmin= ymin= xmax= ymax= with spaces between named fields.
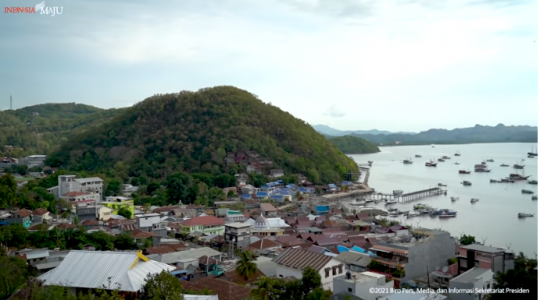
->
xmin=425 ymin=161 xmax=437 ymax=167
xmin=528 ymin=180 xmax=538 ymax=185
xmin=532 ymin=195 xmax=538 ymax=201
xmin=471 ymin=198 xmax=479 ymax=203
xmin=500 ymin=164 xmax=509 ymax=167
xmin=459 ymin=170 xmax=471 ymax=174
xmin=475 ymin=168 xmax=491 ymax=173
xmin=415 ymin=155 xmax=422 ymax=158
xmin=438 ymin=158 xmax=445 ymax=162
xmin=510 ymin=174 xmax=530 ymax=181
xmin=450 ymin=197 xmax=460 ymax=201
xmin=522 ymin=189 xmax=533 ymax=194
xmin=439 ymin=213 xmax=457 ymax=218
xmin=501 ymin=178 xmax=515 ymax=183
xmin=490 ymin=179 xmax=501 ymax=183
xmin=462 ymin=181 xmax=472 ymax=186
xmin=385 ymin=199 xmax=398 ymax=205
xmin=486 ymin=159 xmax=494 ymax=162
xmin=518 ymin=213 xmax=534 ymax=218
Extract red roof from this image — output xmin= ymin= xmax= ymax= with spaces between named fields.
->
xmin=180 ymin=276 xmax=251 ymax=300
xmin=64 ymin=191 xmax=91 ymax=197
xmin=17 ymin=209 xmax=32 ymax=218
xmin=181 ymin=215 xmax=225 ymax=226
xmin=32 ymin=208 xmax=49 ymax=216
xmin=130 ymin=229 xmax=158 ymax=239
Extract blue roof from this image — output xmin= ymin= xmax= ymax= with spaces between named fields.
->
xmin=241 ymin=194 xmax=252 ymax=199
xmin=260 ymin=185 xmax=271 ymax=189
xmin=328 ymin=184 xmax=337 ymax=188
xmin=271 ymin=195 xmax=283 ymax=200
xmin=341 ymin=181 xmax=353 ymax=185
xmin=286 ymin=184 xmax=296 ymax=188
xmin=277 ymin=180 xmax=283 ymax=183
xmin=316 ymin=205 xmax=329 ymax=212
xmin=337 ymin=245 xmax=350 ymax=253
xmin=352 ymin=246 xmax=367 ymax=253
xmin=256 ymin=192 xmax=269 ymax=197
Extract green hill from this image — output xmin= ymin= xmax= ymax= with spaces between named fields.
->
xmin=0 ymin=103 xmax=126 ymax=156
xmin=46 ymin=86 xmax=358 ymax=184
xmin=327 ymin=135 xmax=380 ymax=154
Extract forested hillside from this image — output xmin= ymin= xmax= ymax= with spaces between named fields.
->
xmin=0 ymin=103 xmax=125 ymax=156
xmin=46 ymin=86 xmax=358 ymax=184
xmin=327 ymin=135 xmax=380 ymax=154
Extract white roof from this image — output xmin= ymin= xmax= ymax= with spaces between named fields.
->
xmin=17 ymin=248 xmax=50 ymax=260
xmin=243 ymin=218 xmax=290 ymax=227
xmin=225 ymin=222 xmax=252 ymax=229
xmin=184 ymin=295 xmax=219 ymax=300
xmin=155 ymin=248 xmax=223 ymax=264
xmin=75 ymin=177 xmax=104 ymax=183
xmin=38 ymin=251 xmax=174 ymax=292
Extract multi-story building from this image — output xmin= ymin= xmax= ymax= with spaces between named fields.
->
xmin=225 ymin=210 xmax=245 ymax=223
xmin=224 ymin=222 xmax=252 ymax=246
xmin=368 ymin=228 xmax=456 ymax=282
xmin=333 ymin=271 xmax=395 ymax=300
xmin=449 ymin=267 xmax=494 ymax=300
xmin=18 ymin=155 xmax=47 ymax=168
xmin=135 ymin=213 xmax=161 ymax=230
xmin=456 ymin=244 xmax=514 ymax=275
xmin=61 ymin=191 xmax=101 ymax=203
xmin=180 ymin=216 xmax=225 ymax=236
xmin=74 ymin=200 xmax=99 ymax=221
xmin=47 ymin=175 xmax=104 ymax=200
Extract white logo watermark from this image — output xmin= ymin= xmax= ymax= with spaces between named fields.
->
xmin=35 ymin=1 xmax=63 ymax=16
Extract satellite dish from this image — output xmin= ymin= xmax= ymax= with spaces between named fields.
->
xmin=442 ymin=266 xmax=449 ymax=273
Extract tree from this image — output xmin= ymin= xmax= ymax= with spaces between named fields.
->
xmin=0 ymin=174 xmax=18 ymax=208
xmin=0 ymin=256 xmax=29 ymax=299
xmin=166 ymin=172 xmax=193 ymax=204
xmin=300 ymin=267 xmax=321 ymax=296
xmin=139 ymin=271 xmax=184 ymax=300
xmin=113 ymin=233 xmax=137 ymax=250
xmin=459 ymin=234 xmax=476 ymax=245
xmin=105 ymin=179 xmax=122 ymax=196
xmin=235 ymin=250 xmax=258 ymax=281
xmin=488 ymin=252 xmax=538 ymax=300
xmin=117 ymin=207 xmax=132 ymax=219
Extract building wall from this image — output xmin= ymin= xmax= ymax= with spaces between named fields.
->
xmin=276 ymin=259 xmax=343 ymax=291
xmin=333 ymin=275 xmax=394 ymax=300
xmin=99 ymin=207 xmax=113 ymax=221
xmin=137 ymin=215 xmax=161 ymax=228
xmin=449 ymin=269 xmax=494 ymax=300
xmin=101 ymin=200 xmax=135 ymax=215
xmin=404 ymin=233 xmax=456 ymax=281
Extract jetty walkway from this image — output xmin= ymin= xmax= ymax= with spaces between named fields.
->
xmin=369 ymin=187 xmax=444 ymax=202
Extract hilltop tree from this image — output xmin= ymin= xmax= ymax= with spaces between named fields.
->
xmin=139 ymin=271 xmax=184 ymax=300
xmin=166 ymin=172 xmax=193 ymax=204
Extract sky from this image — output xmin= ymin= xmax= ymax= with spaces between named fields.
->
xmin=0 ymin=0 xmax=537 ymax=132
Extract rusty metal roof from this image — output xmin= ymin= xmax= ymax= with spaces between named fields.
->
xmin=273 ymin=247 xmax=333 ymax=272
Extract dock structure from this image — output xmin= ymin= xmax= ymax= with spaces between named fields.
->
xmin=359 ymin=167 xmax=370 ymax=185
xmin=400 ymin=188 xmax=444 ymax=202
xmin=367 ymin=187 xmax=444 ymax=202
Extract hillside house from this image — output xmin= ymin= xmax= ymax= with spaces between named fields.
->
xmin=260 ymin=203 xmax=278 ymax=217
xmin=0 ymin=209 xmax=32 ymax=228
xmin=47 ymin=175 xmax=104 ymax=200
xmin=180 ymin=216 xmax=225 ymax=236
xmin=32 ymin=208 xmax=51 ymax=223
xmin=136 ymin=213 xmax=161 ymax=230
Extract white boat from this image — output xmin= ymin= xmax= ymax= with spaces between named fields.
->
xmin=407 ymin=212 xmax=420 ymax=218
xmin=471 ymin=198 xmax=479 ymax=203
xmin=518 ymin=213 xmax=534 ymax=218
xmin=385 ymin=199 xmax=398 ymax=205
xmin=365 ymin=199 xmax=374 ymax=203
xmin=451 ymin=197 xmax=460 ymax=201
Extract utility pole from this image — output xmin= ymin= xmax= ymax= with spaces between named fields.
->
xmin=10 ymin=95 xmax=12 ymax=110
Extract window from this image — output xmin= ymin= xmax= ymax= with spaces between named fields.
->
xmin=348 ymin=288 xmax=352 ymax=293
xmin=325 ymin=268 xmax=330 ymax=278
xmin=332 ymin=267 xmax=336 ymax=276
xmin=279 ymin=275 xmax=283 ymax=277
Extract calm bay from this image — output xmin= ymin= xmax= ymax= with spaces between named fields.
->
xmin=350 ymin=142 xmax=538 ymax=257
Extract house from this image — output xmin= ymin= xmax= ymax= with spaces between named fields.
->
xmin=18 ymin=155 xmax=47 ymax=168
xmin=260 ymin=203 xmax=278 ymax=217
xmin=135 ymin=213 xmax=161 ymax=230
xmin=335 ymin=251 xmax=372 ymax=273
xmin=47 ymin=175 xmax=104 ymax=200
xmin=0 ymin=209 xmax=32 ymax=228
xmin=368 ymin=228 xmax=456 ymax=282
xmin=180 ymin=276 xmax=251 ymax=300
xmin=250 ymin=215 xmax=286 ymax=237
xmin=456 ymin=244 xmax=515 ymax=275
xmin=448 ymin=267 xmax=494 ymax=300
xmin=247 ymin=238 xmax=283 ymax=254
xmin=61 ymin=191 xmax=101 ymax=203
xmin=225 ymin=210 xmax=245 ymax=223
xmin=224 ymin=222 xmax=252 ymax=247
xmin=180 ymin=215 xmax=225 ymax=236
xmin=151 ymin=247 xmax=223 ymax=266
xmin=429 ymin=264 xmax=459 ymax=288
xmin=98 ymin=206 xmax=114 ymax=221
xmin=269 ymin=169 xmax=284 ymax=178
xmin=273 ymin=247 xmax=344 ymax=291
xmin=32 ymin=208 xmax=51 ymax=223
xmin=333 ymin=271 xmax=394 ymax=300
xmin=15 ymin=248 xmax=50 ymax=264
xmin=100 ymin=197 xmax=135 ymax=216
xmin=74 ymin=200 xmax=99 ymax=221
xmin=38 ymin=251 xmax=174 ymax=293
xmin=121 ymin=184 xmax=139 ymax=196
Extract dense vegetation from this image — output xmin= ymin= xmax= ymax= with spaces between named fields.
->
xmin=45 ymin=86 xmax=358 ymax=184
xmin=0 ymin=103 xmax=125 ymax=157
xmin=326 ymin=135 xmax=380 ymax=154
xmin=350 ymin=124 xmax=538 ymax=145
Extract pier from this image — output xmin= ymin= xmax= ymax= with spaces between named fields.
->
xmin=367 ymin=187 xmax=444 ymax=202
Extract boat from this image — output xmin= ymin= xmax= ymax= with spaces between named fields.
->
xmin=518 ymin=213 xmax=534 ymax=218
xmin=431 ymin=209 xmax=457 ymax=216
xmin=413 ymin=204 xmax=430 ymax=210
xmin=425 ymin=161 xmax=437 ymax=167
xmin=521 ymin=189 xmax=534 ymax=194
xmin=419 ymin=208 xmax=432 ymax=214
xmin=532 ymin=195 xmax=538 ymax=201
xmin=462 ymin=181 xmax=472 ymax=186
xmin=528 ymin=155 xmax=535 ymax=158
xmin=471 ymin=198 xmax=479 ymax=203
xmin=501 ymin=178 xmax=515 ymax=183
xmin=415 ymin=155 xmax=422 ymax=158
xmin=407 ymin=212 xmax=420 ymax=218
xmin=368 ymin=161 xmax=373 ymax=164
xmin=475 ymin=164 xmax=487 ymax=169
xmin=454 ymin=162 xmax=460 ymax=165
xmin=527 ymin=146 xmax=537 ymax=157
xmin=438 ymin=183 xmax=446 ymax=187
xmin=397 ymin=210 xmax=409 ymax=215
xmin=385 ymin=199 xmax=398 ymax=205
xmin=403 ymin=159 xmax=413 ymax=164
xmin=475 ymin=168 xmax=491 ymax=173
xmin=486 ymin=159 xmax=494 ymax=162
xmin=454 ymin=151 xmax=461 ymax=156
xmin=509 ymin=174 xmax=530 ymax=181
xmin=528 ymin=180 xmax=538 ymax=185
xmin=442 ymin=156 xmax=451 ymax=160
xmin=450 ymin=197 xmax=460 ymax=201
xmin=438 ymin=158 xmax=445 ymax=162
xmin=439 ymin=213 xmax=457 ymax=218
xmin=490 ymin=179 xmax=501 ymax=183
xmin=500 ymin=164 xmax=509 ymax=167
xmin=431 ymin=144 xmax=435 ymax=148
xmin=459 ymin=170 xmax=471 ymax=174
xmin=389 ymin=213 xmax=399 ymax=218
xmin=513 ymin=163 xmax=525 ymax=169
xmin=387 ymin=208 xmax=398 ymax=212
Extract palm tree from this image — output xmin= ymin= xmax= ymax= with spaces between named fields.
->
xmin=235 ymin=250 xmax=258 ymax=281
xmin=251 ymin=277 xmax=281 ymax=300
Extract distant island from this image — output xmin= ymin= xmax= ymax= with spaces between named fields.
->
xmin=326 ymin=135 xmax=380 ymax=154
xmin=314 ymin=124 xmax=538 ymax=145
xmin=313 ymin=124 xmax=416 ymax=136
